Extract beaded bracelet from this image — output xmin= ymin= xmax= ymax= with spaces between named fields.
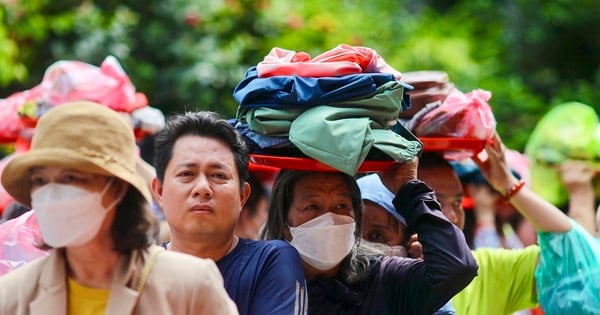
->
xmin=504 ymin=179 xmax=526 ymax=201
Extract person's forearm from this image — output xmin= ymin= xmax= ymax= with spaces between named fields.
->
xmin=509 ymin=186 xmax=572 ymax=233
xmin=393 ymin=180 xmax=478 ymax=314
xmin=394 ymin=180 xmax=477 ymax=284
xmin=566 ymin=183 xmax=597 ymax=235
xmin=558 ymin=159 xmax=597 ymax=235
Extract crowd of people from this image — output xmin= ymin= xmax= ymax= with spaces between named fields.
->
xmin=0 ymin=49 xmax=599 ymax=315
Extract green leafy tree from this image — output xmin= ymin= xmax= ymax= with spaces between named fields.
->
xmin=1 ymin=0 xmax=598 ymax=150
xmin=1 ymin=0 xmax=275 ymax=117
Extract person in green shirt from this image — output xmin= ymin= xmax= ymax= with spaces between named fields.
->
xmin=418 ymin=150 xmax=540 ymax=315
xmin=450 ymin=246 xmax=539 ymax=314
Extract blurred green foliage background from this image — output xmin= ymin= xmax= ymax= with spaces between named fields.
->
xmin=0 ymin=0 xmax=598 ymax=150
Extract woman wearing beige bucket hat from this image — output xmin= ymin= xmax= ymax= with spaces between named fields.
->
xmin=0 ymin=101 xmax=237 ymax=315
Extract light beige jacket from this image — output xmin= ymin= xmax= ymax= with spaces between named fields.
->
xmin=0 ymin=245 xmax=238 ymax=315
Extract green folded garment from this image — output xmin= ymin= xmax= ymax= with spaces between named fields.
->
xmin=290 ymin=110 xmax=422 ymax=175
xmin=242 ymin=81 xmax=423 ymax=175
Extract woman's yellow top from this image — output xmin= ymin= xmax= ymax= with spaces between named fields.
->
xmin=67 ymin=277 xmax=110 ymax=315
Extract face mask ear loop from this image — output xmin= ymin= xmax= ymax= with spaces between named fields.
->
xmin=100 ymin=178 xmax=124 ymax=212
xmin=100 ymin=177 xmax=115 ymax=196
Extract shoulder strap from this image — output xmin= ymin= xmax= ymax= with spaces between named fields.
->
xmin=135 ymin=247 xmax=162 ymax=293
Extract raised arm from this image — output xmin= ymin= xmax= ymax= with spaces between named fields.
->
xmin=473 ymin=132 xmax=572 ymax=233
xmin=379 ymin=159 xmax=478 ymax=314
xmin=559 ymin=159 xmax=598 ymax=236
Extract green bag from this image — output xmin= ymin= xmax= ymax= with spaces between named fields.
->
xmin=525 ymin=102 xmax=600 ymax=206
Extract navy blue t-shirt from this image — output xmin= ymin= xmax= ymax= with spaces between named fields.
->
xmin=217 ymin=238 xmax=308 ymax=315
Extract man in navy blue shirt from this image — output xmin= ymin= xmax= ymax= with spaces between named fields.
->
xmin=151 ymin=111 xmax=307 ymax=315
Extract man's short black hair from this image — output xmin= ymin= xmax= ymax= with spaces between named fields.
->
xmin=153 ymin=111 xmax=249 ymax=187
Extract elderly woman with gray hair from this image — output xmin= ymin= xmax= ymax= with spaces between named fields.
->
xmin=260 ymin=159 xmax=478 ymax=315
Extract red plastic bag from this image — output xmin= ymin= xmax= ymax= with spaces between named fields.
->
xmin=413 ymin=88 xmax=496 ymax=140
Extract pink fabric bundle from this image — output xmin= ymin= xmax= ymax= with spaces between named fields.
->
xmin=257 ymin=44 xmax=402 ymax=79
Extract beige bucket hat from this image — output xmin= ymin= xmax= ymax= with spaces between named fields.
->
xmin=1 ymin=101 xmax=152 ymax=207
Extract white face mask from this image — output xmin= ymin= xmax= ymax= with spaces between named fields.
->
xmin=288 ymin=212 xmax=356 ymax=271
xmin=361 ymin=239 xmax=408 ymax=257
xmin=31 ymin=179 xmax=119 ymax=248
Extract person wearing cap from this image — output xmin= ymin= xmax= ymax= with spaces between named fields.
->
xmin=151 ymin=111 xmax=307 ymax=315
xmin=417 ymin=152 xmax=540 ymax=315
xmin=260 ymin=158 xmax=478 ymax=315
xmin=357 ymin=173 xmax=409 ymax=257
xmin=0 ymin=101 xmax=238 ymax=315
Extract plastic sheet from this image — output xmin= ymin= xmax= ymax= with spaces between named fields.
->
xmin=413 ymin=88 xmax=496 ymax=139
xmin=535 ymin=220 xmax=600 ymax=314
xmin=1 ymin=56 xmax=150 ymax=144
xmin=0 ymin=211 xmax=49 ymax=276
xmin=38 ymin=55 xmax=148 ymax=113
xmin=525 ymin=102 xmax=600 ymax=206
xmin=0 ymin=153 xmax=18 ymax=215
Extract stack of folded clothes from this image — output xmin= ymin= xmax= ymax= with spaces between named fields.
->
xmin=231 ymin=44 xmax=423 ymax=175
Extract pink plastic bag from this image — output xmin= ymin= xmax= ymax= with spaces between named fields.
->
xmin=39 ymin=55 xmax=148 ymax=113
xmin=0 ymin=211 xmax=49 ymax=276
xmin=1 ymin=56 xmax=147 ymax=143
xmin=413 ymin=88 xmax=496 ymax=160
xmin=413 ymin=88 xmax=496 ymax=139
